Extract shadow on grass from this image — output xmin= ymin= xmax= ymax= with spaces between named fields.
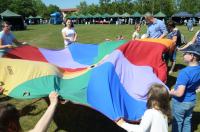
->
xmin=0 ymin=96 xmax=11 ymax=102
xmin=53 ymin=102 xmax=126 ymax=132
xmin=192 ymin=112 xmax=200 ymax=131
xmin=166 ymin=75 xmax=177 ymax=88
xmin=19 ymin=99 xmax=43 ymax=117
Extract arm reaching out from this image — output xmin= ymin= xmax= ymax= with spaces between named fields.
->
xmin=29 ymin=91 xmax=58 ymax=132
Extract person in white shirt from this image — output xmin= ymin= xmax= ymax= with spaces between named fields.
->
xmin=132 ymin=24 xmax=141 ymax=40
xmin=61 ymin=19 xmax=77 ymax=47
xmin=116 ymin=83 xmax=171 ymax=132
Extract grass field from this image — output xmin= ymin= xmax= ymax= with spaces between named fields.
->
xmin=1 ymin=24 xmax=200 ymax=132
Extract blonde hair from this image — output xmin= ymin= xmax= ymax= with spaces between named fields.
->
xmin=134 ymin=24 xmax=141 ymax=30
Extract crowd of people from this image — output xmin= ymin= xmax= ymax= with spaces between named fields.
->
xmin=0 ymin=13 xmax=200 ymax=132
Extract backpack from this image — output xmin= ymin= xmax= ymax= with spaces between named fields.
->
xmin=176 ymin=31 xmax=186 ymax=47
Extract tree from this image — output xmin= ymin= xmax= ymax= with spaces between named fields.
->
xmin=179 ymin=0 xmax=200 ymax=14
xmin=9 ymin=0 xmax=36 ymax=17
xmin=77 ymin=1 xmax=89 ymax=14
xmin=0 ymin=0 xmax=13 ymax=13
xmin=32 ymin=0 xmax=47 ymax=17
xmin=99 ymin=0 xmax=111 ymax=5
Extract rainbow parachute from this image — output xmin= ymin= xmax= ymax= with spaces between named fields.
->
xmin=0 ymin=39 xmax=173 ymax=121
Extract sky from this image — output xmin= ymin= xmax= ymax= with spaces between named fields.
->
xmin=42 ymin=0 xmax=99 ymax=9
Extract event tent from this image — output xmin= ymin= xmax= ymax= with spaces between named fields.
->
xmin=132 ymin=12 xmax=142 ymax=17
xmin=154 ymin=11 xmax=166 ymax=18
xmin=102 ymin=13 xmax=111 ymax=18
xmin=111 ymin=13 xmax=121 ymax=18
xmin=50 ymin=12 xmax=62 ymax=24
xmin=93 ymin=13 xmax=102 ymax=18
xmin=0 ymin=9 xmax=25 ymax=30
xmin=121 ymin=12 xmax=130 ymax=18
xmin=172 ymin=11 xmax=193 ymax=18
xmin=172 ymin=11 xmax=193 ymax=24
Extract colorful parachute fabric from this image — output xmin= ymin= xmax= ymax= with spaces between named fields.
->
xmin=1 ymin=39 xmax=173 ymax=121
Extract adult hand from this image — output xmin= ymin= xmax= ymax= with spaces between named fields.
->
xmin=49 ymin=91 xmax=58 ymax=106
xmin=116 ymin=118 xmax=125 ymax=126
xmin=169 ymin=89 xmax=175 ymax=95
xmin=22 ymin=42 xmax=28 ymax=45
xmin=6 ymin=45 xmax=14 ymax=48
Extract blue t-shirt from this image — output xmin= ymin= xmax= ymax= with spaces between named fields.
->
xmin=147 ymin=19 xmax=168 ymax=38
xmin=0 ymin=31 xmax=15 ymax=46
xmin=173 ymin=65 xmax=200 ymax=102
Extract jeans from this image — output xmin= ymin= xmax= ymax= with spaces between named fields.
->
xmin=172 ymin=99 xmax=195 ymax=132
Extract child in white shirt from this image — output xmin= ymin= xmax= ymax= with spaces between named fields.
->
xmin=132 ymin=24 xmax=141 ymax=40
xmin=116 ymin=83 xmax=171 ymax=132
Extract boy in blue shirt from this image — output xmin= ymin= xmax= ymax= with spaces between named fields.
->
xmin=0 ymin=21 xmax=23 ymax=57
xmin=170 ymin=44 xmax=200 ymax=132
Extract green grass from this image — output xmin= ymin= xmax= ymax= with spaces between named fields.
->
xmin=1 ymin=24 xmax=200 ymax=131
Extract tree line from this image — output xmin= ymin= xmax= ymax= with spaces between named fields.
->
xmin=77 ymin=0 xmax=200 ymax=17
xmin=0 ymin=0 xmax=59 ymax=19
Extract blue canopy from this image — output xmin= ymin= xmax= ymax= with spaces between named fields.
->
xmin=50 ymin=12 xmax=61 ymax=17
xmin=172 ymin=12 xmax=193 ymax=17
xmin=50 ymin=12 xmax=62 ymax=24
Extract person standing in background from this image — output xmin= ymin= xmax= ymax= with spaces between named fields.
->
xmin=145 ymin=13 xmax=168 ymax=39
xmin=166 ymin=20 xmax=182 ymax=74
xmin=61 ymin=19 xmax=77 ymax=48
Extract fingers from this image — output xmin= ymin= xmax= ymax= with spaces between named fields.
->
xmin=49 ymin=91 xmax=59 ymax=105
xmin=6 ymin=45 xmax=14 ymax=48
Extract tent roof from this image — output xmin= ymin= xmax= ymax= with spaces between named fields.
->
xmin=28 ymin=15 xmax=34 ymax=19
xmin=132 ymin=12 xmax=142 ymax=17
xmin=172 ymin=11 xmax=193 ymax=17
xmin=50 ymin=12 xmax=61 ymax=17
xmin=154 ymin=11 xmax=166 ymax=17
xmin=111 ymin=12 xmax=121 ymax=17
xmin=93 ymin=13 xmax=102 ymax=18
xmin=35 ymin=15 xmax=42 ymax=19
xmin=0 ymin=9 xmax=21 ymax=17
xmin=121 ymin=12 xmax=130 ymax=17
xmin=102 ymin=13 xmax=111 ymax=18
xmin=78 ymin=14 xmax=86 ymax=18
xmin=195 ymin=12 xmax=200 ymax=17
xmin=69 ymin=15 xmax=77 ymax=19
xmin=85 ymin=14 xmax=93 ymax=18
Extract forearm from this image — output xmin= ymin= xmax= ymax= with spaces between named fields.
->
xmin=120 ymin=122 xmax=141 ymax=132
xmin=179 ymin=43 xmax=192 ymax=50
xmin=29 ymin=103 xmax=57 ymax=132
xmin=73 ymin=34 xmax=77 ymax=41
xmin=170 ymin=87 xmax=185 ymax=97
xmin=64 ymin=36 xmax=71 ymax=40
